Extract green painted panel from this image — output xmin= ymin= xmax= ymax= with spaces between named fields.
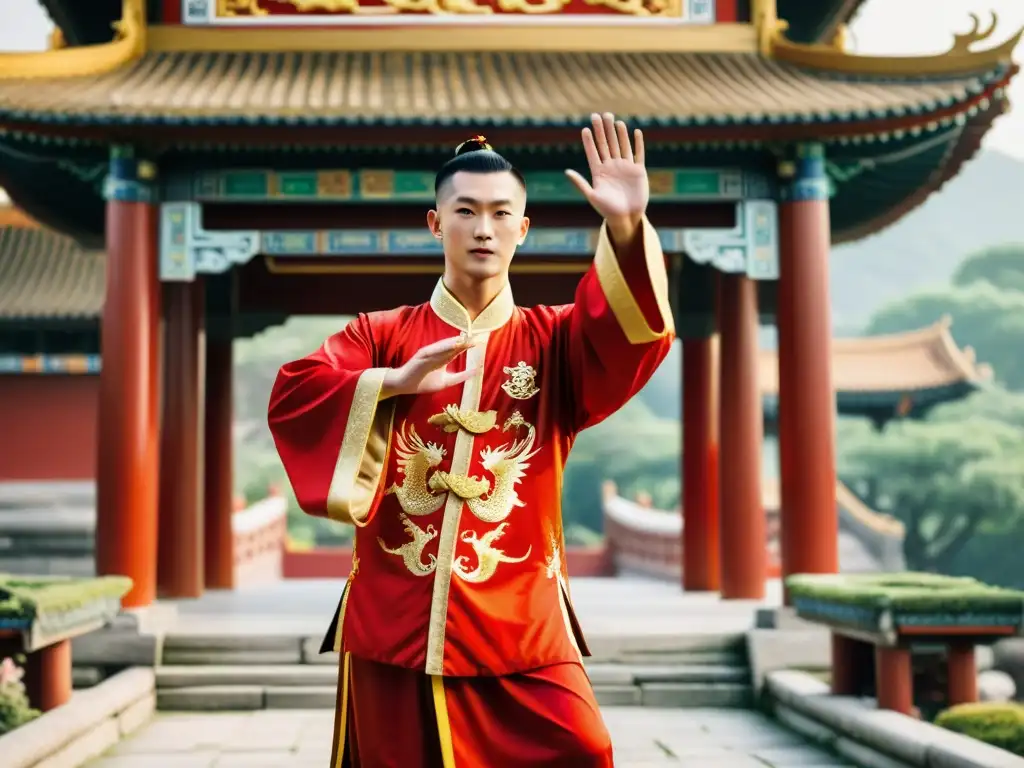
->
xmin=277 ymin=172 xmax=319 ymax=197
xmin=223 ymin=171 xmax=269 ymax=198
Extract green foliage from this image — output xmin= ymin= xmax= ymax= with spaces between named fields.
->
xmin=936 ymin=702 xmax=1024 ymax=756
xmin=0 ymin=576 xmax=133 ymax=620
xmin=786 ymin=572 xmax=1024 ymax=614
xmin=866 ymin=281 xmax=1024 ymax=391
xmin=0 ymin=657 xmax=40 ymax=735
xmin=953 ymin=243 xmax=1024 ymax=294
xmin=838 ymin=417 xmax=1024 ymax=572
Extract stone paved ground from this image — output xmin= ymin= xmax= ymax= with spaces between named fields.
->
xmin=86 ymin=707 xmax=852 ymax=767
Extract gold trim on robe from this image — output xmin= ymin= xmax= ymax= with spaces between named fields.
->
xmin=594 ymin=216 xmax=675 ymax=345
xmin=430 ymin=278 xmax=515 ymax=333
xmin=326 ymin=367 xmax=396 ymax=526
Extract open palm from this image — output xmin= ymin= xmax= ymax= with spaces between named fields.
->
xmin=565 ymin=113 xmax=649 ymax=224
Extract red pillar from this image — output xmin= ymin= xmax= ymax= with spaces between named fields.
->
xmin=21 ymin=640 xmax=72 ymax=712
xmin=831 ymin=634 xmax=873 ymax=696
xmin=158 ymin=280 xmax=206 ymax=598
xmin=947 ymin=643 xmax=979 ymax=706
xmin=205 ymin=336 xmax=236 ymax=590
xmin=875 ymin=646 xmax=914 ymax=715
xmin=717 ymin=274 xmax=766 ymax=600
xmin=777 ymin=143 xmax=839 ymax=601
xmin=96 ymin=148 xmax=161 ymax=608
xmin=682 ymin=335 xmax=720 ymax=592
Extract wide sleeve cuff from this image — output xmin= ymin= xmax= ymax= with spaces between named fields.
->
xmin=326 ymin=368 xmax=395 ymax=526
xmin=593 ymin=215 xmax=675 ymax=345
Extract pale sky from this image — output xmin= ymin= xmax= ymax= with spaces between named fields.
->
xmin=0 ymin=0 xmax=1021 ymax=157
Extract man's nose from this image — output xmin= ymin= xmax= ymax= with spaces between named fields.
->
xmin=474 ymin=216 xmax=495 ymax=238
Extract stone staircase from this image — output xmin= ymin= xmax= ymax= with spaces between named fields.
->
xmin=155 ymin=631 xmax=753 ymax=711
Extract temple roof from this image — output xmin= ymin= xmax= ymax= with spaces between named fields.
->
xmin=777 ymin=0 xmax=865 ymax=44
xmin=0 ymin=50 xmax=1006 ymax=129
xmin=0 ymin=225 xmax=104 ymax=319
xmin=759 ymin=318 xmax=992 ymax=417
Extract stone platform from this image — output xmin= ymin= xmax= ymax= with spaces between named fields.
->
xmin=85 ymin=707 xmax=853 ymax=767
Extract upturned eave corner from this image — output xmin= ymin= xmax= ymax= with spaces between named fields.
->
xmin=0 ymin=0 xmax=145 ymax=80
xmin=768 ymin=11 xmax=1024 ymax=78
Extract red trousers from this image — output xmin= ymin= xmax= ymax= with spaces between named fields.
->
xmin=329 ymin=654 xmax=614 ymax=768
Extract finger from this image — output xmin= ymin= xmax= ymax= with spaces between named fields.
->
xmin=633 ymin=128 xmax=646 ymax=166
xmin=615 ymin=120 xmax=632 ymax=161
xmin=591 ymin=112 xmax=611 ymax=162
xmin=417 ymin=336 xmax=466 ymax=358
xmin=422 ymin=367 xmax=480 ymax=393
xmin=564 ymin=169 xmax=594 ymax=199
xmin=602 ymin=113 xmax=620 ymax=159
xmin=580 ymin=127 xmax=601 ymax=173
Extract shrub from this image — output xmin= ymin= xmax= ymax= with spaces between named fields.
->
xmin=0 ymin=657 xmax=40 ymax=735
xmin=935 ymin=701 xmax=1024 ymax=756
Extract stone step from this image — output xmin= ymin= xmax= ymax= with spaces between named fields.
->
xmin=155 ymin=663 xmax=749 ymax=690
xmin=156 ymin=681 xmax=753 ymax=711
xmin=159 ymin=633 xmax=748 ymax=667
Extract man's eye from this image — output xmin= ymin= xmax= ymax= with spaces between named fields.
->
xmin=496 ymin=211 xmax=511 ymax=217
xmin=457 ymin=208 xmax=473 ymax=215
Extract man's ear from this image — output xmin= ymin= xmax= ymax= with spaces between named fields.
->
xmin=518 ymin=215 xmax=530 ymax=246
xmin=427 ymin=209 xmax=442 ymax=240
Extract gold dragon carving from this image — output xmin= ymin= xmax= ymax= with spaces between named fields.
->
xmin=463 ymin=424 xmax=541 ymax=524
xmin=377 ymin=513 xmax=439 ymax=576
xmin=386 ymin=421 xmax=447 ymax=517
xmin=453 ymin=522 xmax=532 ymax=583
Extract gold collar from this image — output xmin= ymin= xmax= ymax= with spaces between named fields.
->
xmin=429 ymin=278 xmax=515 ymax=334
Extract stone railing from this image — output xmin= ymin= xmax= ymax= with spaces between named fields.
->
xmin=602 ymin=481 xmax=682 ymax=581
xmin=766 ymin=670 xmax=1024 ymax=768
xmin=232 ymin=494 xmax=288 ymax=587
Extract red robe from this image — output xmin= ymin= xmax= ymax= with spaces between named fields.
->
xmin=269 ymin=219 xmax=674 ymax=766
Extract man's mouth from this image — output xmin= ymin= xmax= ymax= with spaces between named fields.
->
xmin=471 ymin=248 xmax=494 ymax=257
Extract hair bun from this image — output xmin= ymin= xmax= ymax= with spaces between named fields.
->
xmin=455 ymin=135 xmax=493 ymax=156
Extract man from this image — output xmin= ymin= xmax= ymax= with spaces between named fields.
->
xmin=268 ymin=113 xmax=675 ymax=767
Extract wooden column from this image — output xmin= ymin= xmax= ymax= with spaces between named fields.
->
xmin=21 ymin=640 xmax=72 ymax=712
xmin=777 ymin=143 xmax=839 ymax=601
xmin=947 ymin=643 xmax=979 ymax=706
xmin=875 ymin=647 xmax=914 ymax=715
xmin=158 ymin=280 xmax=206 ymax=598
xmin=95 ymin=147 xmax=161 ymax=608
xmin=717 ymin=274 xmax=766 ymax=600
xmin=205 ymin=336 xmax=236 ymax=590
xmin=682 ymin=335 xmax=720 ymax=592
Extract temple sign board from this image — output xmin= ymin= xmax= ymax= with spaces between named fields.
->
xmin=182 ymin=0 xmax=716 ymax=24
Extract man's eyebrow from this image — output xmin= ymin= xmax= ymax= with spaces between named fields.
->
xmin=454 ymin=196 xmax=514 ymax=207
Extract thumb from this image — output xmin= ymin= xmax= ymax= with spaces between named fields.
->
xmin=564 ymin=169 xmax=593 ymax=200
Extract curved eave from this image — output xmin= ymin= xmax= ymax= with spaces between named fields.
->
xmin=763 ymin=380 xmax=986 ymax=422
xmin=831 ymin=70 xmax=1016 ymax=244
xmin=37 ymin=0 xmax=124 ymax=48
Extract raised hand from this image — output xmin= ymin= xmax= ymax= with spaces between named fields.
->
xmin=564 ymin=112 xmax=648 ymax=241
xmin=381 ymin=335 xmax=479 ymax=399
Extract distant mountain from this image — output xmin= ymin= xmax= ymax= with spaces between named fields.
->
xmin=830 ymin=149 xmax=1024 ymax=331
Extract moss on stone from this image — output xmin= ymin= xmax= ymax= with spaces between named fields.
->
xmin=786 ymin=573 xmax=1024 ymax=616
xmin=936 ymin=702 xmax=1024 ymax=756
xmin=0 ymin=575 xmax=133 ymax=621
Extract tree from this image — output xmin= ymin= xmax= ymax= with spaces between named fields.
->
xmin=953 ymin=243 xmax=1024 ymax=293
xmin=840 ymin=419 xmax=1024 ymax=573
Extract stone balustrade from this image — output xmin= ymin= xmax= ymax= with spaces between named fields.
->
xmin=232 ymin=494 xmax=288 ymax=587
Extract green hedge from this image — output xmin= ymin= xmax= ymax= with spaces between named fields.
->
xmin=0 ymin=575 xmax=133 ymax=621
xmin=786 ymin=572 xmax=1024 ymax=614
xmin=936 ymin=702 xmax=1024 ymax=756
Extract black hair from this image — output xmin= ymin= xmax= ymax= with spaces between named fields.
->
xmin=434 ymin=136 xmax=527 ymax=198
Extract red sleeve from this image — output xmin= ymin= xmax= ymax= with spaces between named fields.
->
xmin=561 ymin=216 xmax=676 ymax=432
xmin=267 ymin=314 xmax=394 ymax=526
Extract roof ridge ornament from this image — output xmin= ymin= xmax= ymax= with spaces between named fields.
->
xmin=0 ymin=0 xmax=145 ymax=80
xmin=769 ymin=10 xmax=1024 ymax=77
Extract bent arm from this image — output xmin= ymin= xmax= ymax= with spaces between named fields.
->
xmin=562 ymin=216 xmax=676 ymax=432
xmin=267 ymin=315 xmax=394 ymax=526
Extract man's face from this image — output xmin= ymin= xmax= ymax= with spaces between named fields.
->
xmin=427 ymin=171 xmax=530 ymax=282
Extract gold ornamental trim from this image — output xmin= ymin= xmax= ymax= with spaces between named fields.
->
xmin=0 ymin=0 xmax=146 ymax=80
xmin=770 ymin=12 xmax=1023 ymax=77
xmin=146 ymin=22 xmax=758 ymax=54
